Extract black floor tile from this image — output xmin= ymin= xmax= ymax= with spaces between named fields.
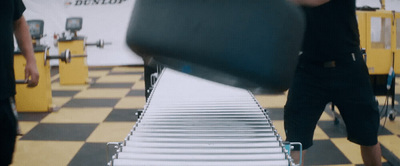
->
xmin=90 ymin=77 xmax=100 ymax=84
xmin=63 ymin=99 xmax=120 ymax=107
xmin=89 ymin=83 xmax=134 ymax=89
xmin=317 ymin=121 xmax=348 ymax=138
xmin=378 ymin=124 xmax=396 ymax=136
xmin=126 ymin=90 xmax=145 ymax=97
xmin=305 ymin=140 xmax=351 ymax=165
xmin=68 ymin=143 xmax=115 ymax=166
xmin=18 ymin=112 xmax=49 ymax=122
xmin=378 ymin=129 xmax=393 ymax=136
xmin=52 ymin=90 xmax=80 ymax=97
xmin=318 ymin=121 xmax=393 ymax=139
xmin=104 ymin=109 xmax=138 ymax=122
xmin=265 ymin=108 xmax=284 ymax=120
xmin=380 ymin=143 xmax=400 ymax=166
xmin=21 ymin=123 xmax=98 ymax=141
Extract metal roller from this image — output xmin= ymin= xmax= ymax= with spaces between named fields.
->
xmin=116 ymin=153 xmax=286 ymax=161
xmin=118 ymin=146 xmax=284 ymax=154
xmin=112 ymin=159 xmax=290 ymax=166
xmin=85 ymin=39 xmax=112 ymax=48
xmin=44 ymin=47 xmax=72 ymax=65
xmin=108 ymin=68 xmax=299 ymax=166
xmin=123 ymin=141 xmax=281 ymax=149
xmin=15 ymin=80 xmax=29 ymax=84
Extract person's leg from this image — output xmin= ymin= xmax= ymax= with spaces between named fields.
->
xmin=290 ymin=150 xmax=306 ymax=166
xmin=332 ymin=51 xmax=381 ymax=166
xmin=284 ymin=63 xmax=329 ymax=165
xmin=334 ymin=94 xmax=382 ymax=166
xmin=361 ymin=143 xmax=382 ymax=166
xmin=0 ymin=98 xmax=17 ymax=166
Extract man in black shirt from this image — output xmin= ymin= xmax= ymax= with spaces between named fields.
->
xmin=1 ymin=0 xmax=39 ymax=165
xmin=284 ymin=0 xmax=382 ymax=165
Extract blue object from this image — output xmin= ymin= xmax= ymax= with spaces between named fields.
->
xmin=387 ymin=66 xmax=395 ymax=90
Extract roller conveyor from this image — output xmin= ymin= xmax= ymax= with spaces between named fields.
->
xmin=108 ymin=68 xmax=297 ymax=166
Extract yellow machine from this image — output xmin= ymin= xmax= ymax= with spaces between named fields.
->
xmin=57 ymin=17 xmax=109 ymax=85
xmin=14 ymin=20 xmax=71 ymax=112
xmin=356 ymin=6 xmax=398 ymax=120
xmin=58 ymin=36 xmax=89 ymax=85
xmin=357 ymin=10 xmax=398 ymax=74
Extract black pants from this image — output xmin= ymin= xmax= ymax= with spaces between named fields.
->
xmin=284 ymin=52 xmax=380 ymax=150
xmin=0 ymin=98 xmax=17 ymax=165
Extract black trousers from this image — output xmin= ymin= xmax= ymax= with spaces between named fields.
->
xmin=284 ymin=51 xmax=380 ymax=150
xmin=0 ymin=98 xmax=17 ymax=165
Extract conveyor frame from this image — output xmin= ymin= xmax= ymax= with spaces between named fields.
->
xmin=108 ymin=68 xmax=300 ymax=166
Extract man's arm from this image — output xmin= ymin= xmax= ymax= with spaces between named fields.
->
xmin=290 ymin=0 xmax=330 ymax=6
xmin=14 ymin=16 xmax=39 ymax=87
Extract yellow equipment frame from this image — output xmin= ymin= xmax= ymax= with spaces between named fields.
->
xmin=365 ymin=10 xmax=395 ymax=74
xmin=14 ymin=47 xmax=54 ymax=112
xmin=58 ymin=38 xmax=89 ymax=85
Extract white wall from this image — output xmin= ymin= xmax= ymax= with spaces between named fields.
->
xmin=386 ymin=0 xmax=400 ymax=11
xmin=22 ymin=0 xmax=143 ymax=66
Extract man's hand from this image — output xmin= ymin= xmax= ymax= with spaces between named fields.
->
xmin=290 ymin=0 xmax=330 ymax=6
xmin=14 ymin=16 xmax=39 ymax=87
xmin=25 ymin=61 xmax=39 ymax=87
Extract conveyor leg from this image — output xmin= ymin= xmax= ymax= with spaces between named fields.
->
xmin=106 ymin=142 xmax=122 ymax=165
xmin=284 ymin=142 xmax=303 ymax=166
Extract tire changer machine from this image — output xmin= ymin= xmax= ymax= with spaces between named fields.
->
xmin=14 ymin=19 xmax=71 ymax=112
xmin=56 ymin=17 xmax=110 ymax=85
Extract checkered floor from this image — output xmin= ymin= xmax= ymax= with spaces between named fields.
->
xmin=10 ymin=66 xmax=400 ymax=166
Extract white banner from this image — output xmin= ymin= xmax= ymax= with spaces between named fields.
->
xmin=356 ymin=0 xmax=381 ymax=8
xmin=357 ymin=0 xmax=400 ymax=11
xmin=22 ymin=0 xmax=143 ymax=66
